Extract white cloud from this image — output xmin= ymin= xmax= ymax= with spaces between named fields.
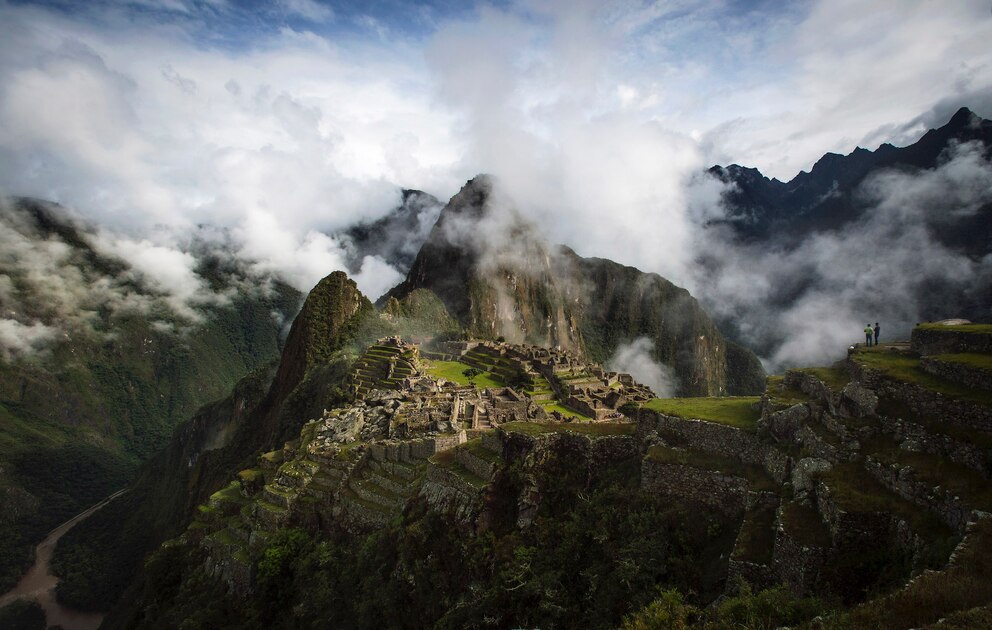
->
xmin=0 ymin=319 xmax=59 ymax=360
xmin=606 ymin=337 xmax=679 ymax=398
xmin=279 ymin=0 xmax=334 ymax=23
xmin=0 ymin=0 xmax=990 ymax=372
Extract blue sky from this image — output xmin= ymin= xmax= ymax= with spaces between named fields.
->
xmin=1 ymin=0 xmax=992 ymax=370
xmin=1 ymin=0 xmax=991 ymax=300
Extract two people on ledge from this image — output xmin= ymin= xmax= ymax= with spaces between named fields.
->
xmin=864 ymin=322 xmax=880 ymax=346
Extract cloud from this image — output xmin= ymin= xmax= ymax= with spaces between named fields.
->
xmin=0 ymin=0 xmax=990 ymax=372
xmin=689 ymin=141 xmax=992 ymax=371
xmin=278 ymin=0 xmax=334 ymax=23
xmin=0 ymin=2 xmax=459 ymax=298
xmin=606 ymin=337 xmax=678 ymax=398
xmin=0 ymin=319 xmax=59 ymax=360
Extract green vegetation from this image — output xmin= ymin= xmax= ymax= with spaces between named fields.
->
xmin=873 ymin=450 xmax=992 ymax=511
xmin=539 ymin=401 xmax=595 ymax=421
xmin=124 ymin=441 xmax=740 ymax=630
xmin=851 ymin=348 xmax=992 ymax=404
xmin=0 ymin=600 xmax=45 ymax=630
xmin=734 ymin=506 xmax=777 ymax=564
xmin=644 ymin=397 xmax=761 ymax=429
xmin=645 ymin=446 xmax=778 ymax=492
xmin=501 ymin=420 xmax=637 ymax=437
xmin=779 ymin=501 xmax=831 ymax=548
xmin=818 ymin=462 xmax=958 ymax=558
xmin=837 ymin=518 xmax=992 ymax=629
xmin=795 ymin=366 xmax=851 ymax=391
xmin=917 ymin=323 xmax=992 ymax=334
xmin=622 ymin=583 xmax=828 ymax=629
xmin=931 ymin=352 xmax=992 ymax=370
xmin=765 ymin=375 xmax=812 ymax=406
xmin=424 ymin=360 xmax=504 ymax=389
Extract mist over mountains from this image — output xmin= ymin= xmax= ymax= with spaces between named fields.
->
xmin=6 ymin=106 xmax=987 ymax=377
xmin=697 ymin=107 xmax=992 ymax=370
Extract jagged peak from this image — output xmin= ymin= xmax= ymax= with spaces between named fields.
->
xmin=948 ymin=106 xmax=978 ymax=127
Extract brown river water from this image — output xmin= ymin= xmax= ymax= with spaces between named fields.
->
xmin=0 ymin=489 xmax=127 ymax=630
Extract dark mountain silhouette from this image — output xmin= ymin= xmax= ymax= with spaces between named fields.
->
xmin=711 ymin=107 xmax=992 ymax=256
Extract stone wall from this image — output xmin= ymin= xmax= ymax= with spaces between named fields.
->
xmin=920 ymin=356 xmax=992 ymax=392
xmin=640 ymin=459 xmax=749 ymax=515
xmin=863 ymin=456 xmax=972 ymax=534
xmin=638 ymin=410 xmax=790 ymax=483
xmin=419 ymin=463 xmax=482 ymax=522
xmin=481 ymin=430 xmax=503 ymax=454
xmin=727 ymin=558 xmax=777 ymax=593
xmin=849 ymin=362 xmax=992 ymax=432
xmin=797 ymin=425 xmax=844 ymax=463
xmin=762 ymin=403 xmax=810 ymax=443
xmin=500 ymin=428 xmax=638 ymax=480
xmin=455 ymin=446 xmax=497 ymax=480
xmin=772 ymin=521 xmax=828 ymax=595
xmin=875 ymin=415 xmax=988 ymax=476
xmin=911 ymin=327 xmax=992 ymax=356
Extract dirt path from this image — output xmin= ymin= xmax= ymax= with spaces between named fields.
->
xmin=0 ymin=489 xmax=127 ymax=630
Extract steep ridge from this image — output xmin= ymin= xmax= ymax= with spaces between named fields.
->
xmin=341 ymin=189 xmax=443 ymax=276
xmin=711 ymin=107 xmax=992 ymax=250
xmin=100 ymin=321 xmax=992 ymax=629
xmin=384 ymin=176 xmax=764 ymax=396
xmin=0 ymin=197 xmax=300 ymax=593
xmin=50 ymin=271 xmax=384 ymax=612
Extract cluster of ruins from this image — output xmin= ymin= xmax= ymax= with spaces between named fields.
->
xmin=345 ymin=336 xmax=656 ymax=437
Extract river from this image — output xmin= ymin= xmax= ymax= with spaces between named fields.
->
xmin=0 ymin=489 xmax=127 ymax=630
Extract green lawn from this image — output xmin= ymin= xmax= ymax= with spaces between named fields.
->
xmin=643 ymin=397 xmax=761 ymax=429
xmin=540 ymin=401 xmax=594 ymax=422
xmin=818 ymin=462 xmax=954 ymax=543
xmin=851 ymin=349 xmax=992 ymax=404
xmin=765 ymin=375 xmax=812 ymax=406
xmin=501 ymin=421 xmax=636 ymax=437
xmin=645 ymin=445 xmax=778 ymax=492
xmin=795 ymin=366 xmax=851 ymax=391
xmin=932 ymin=353 xmax=992 ymax=371
xmin=424 ymin=360 xmax=504 ymax=389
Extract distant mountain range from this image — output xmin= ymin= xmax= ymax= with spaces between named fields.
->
xmin=710 ymin=106 xmax=991 ymax=256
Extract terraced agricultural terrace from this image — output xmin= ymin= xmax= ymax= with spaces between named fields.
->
xmin=179 ymin=322 xmax=992 ymax=627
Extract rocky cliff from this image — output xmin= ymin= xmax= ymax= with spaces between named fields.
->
xmin=384 ymin=176 xmax=764 ymax=396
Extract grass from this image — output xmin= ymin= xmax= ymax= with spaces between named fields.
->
xmin=842 ymin=518 xmax=992 ymax=629
xmin=734 ymin=505 xmax=777 ymax=564
xmin=209 ymin=481 xmax=246 ymax=506
xmin=501 ymin=421 xmax=637 ymax=437
xmin=645 ymin=445 xmax=778 ymax=492
xmin=931 ymin=353 xmax=992 ymax=371
xmin=917 ymin=323 xmax=992 ymax=334
xmin=851 ymin=348 xmax=992 ymax=404
xmin=643 ymin=397 xmax=761 ymax=429
xmin=765 ymin=375 xmax=813 ymax=406
xmin=875 ymin=396 xmax=992 ymax=450
xmin=429 ymin=449 xmax=488 ymax=488
xmin=424 ymin=360 xmax=504 ymax=389
xmin=780 ymin=501 xmax=832 ymax=548
xmin=873 ymin=450 xmax=992 ymax=511
xmin=818 ymin=462 xmax=954 ymax=543
xmin=540 ymin=401 xmax=595 ymax=422
xmin=464 ymin=438 xmax=501 ymax=463
xmin=795 ymin=366 xmax=851 ymax=391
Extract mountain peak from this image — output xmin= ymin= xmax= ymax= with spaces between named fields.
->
xmin=949 ymin=106 xmax=977 ymax=127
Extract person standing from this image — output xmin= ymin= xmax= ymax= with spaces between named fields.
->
xmin=874 ymin=322 xmax=880 ymax=346
xmin=864 ymin=324 xmax=873 ymax=346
